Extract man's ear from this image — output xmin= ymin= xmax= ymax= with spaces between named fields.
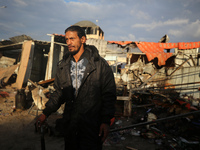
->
xmin=81 ymin=36 xmax=86 ymax=44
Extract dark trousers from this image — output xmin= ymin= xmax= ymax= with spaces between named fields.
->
xmin=64 ymin=125 xmax=102 ymax=150
xmin=64 ymin=134 xmax=102 ymax=150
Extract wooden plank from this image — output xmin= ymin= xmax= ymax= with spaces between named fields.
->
xmin=16 ymin=40 xmax=32 ymax=89
xmin=45 ymin=35 xmax=54 ymax=80
xmin=23 ymin=42 xmax=34 ymax=83
xmin=117 ymin=96 xmax=131 ymax=116
xmin=124 ymin=100 xmax=132 ymax=116
xmin=117 ymin=96 xmax=132 ymax=116
xmin=117 ymin=96 xmax=130 ymax=101
xmin=126 ymin=146 xmax=138 ymax=150
xmin=38 ymin=78 xmax=55 ymax=85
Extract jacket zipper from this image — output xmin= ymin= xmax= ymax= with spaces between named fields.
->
xmin=76 ymin=68 xmax=96 ymax=99
xmin=75 ymin=62 xmax=78 ymax=97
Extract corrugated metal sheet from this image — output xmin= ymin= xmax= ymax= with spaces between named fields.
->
xmin=167 ymin=66 xmax=200 ymax=98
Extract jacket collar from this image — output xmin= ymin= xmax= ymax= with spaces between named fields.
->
xmin=58 ymin=44 xmax=100 ymax=69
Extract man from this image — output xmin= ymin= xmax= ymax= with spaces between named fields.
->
xmin=36 ymin=25 xmax=116 ymax=150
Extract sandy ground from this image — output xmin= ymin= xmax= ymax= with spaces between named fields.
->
xmin=0 ymin=88 xmax=158 ymax=150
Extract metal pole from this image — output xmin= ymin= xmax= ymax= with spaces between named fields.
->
xmin=110 ymin=110 xmax=200 ymax=132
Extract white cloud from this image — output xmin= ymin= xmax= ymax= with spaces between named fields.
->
xmin=13 ymin=0 xmax=27 ymax=6
xmin=119 ymin=34 xmax=136 ymax=41
xmin=128 ymin=34 xmax=136 ymax=41
xmin=130 ymin=10 xmax=151 ymax=20
xmin=0 ymin=0 xmax=200 ymax=42
xmin=169 ymin=19 xmax=200 ymax=40
xmin=132 ymin=19 xmax=189 ymax=31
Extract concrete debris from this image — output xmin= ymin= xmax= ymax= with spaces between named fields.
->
xmin=1 ymin=34 xmax=200 ymax=149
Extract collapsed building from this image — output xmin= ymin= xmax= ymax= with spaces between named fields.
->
xmin=1 ymin=33 xmax=200 ymax=114
xmin=1 ymin=21 xmax=200 ymax=149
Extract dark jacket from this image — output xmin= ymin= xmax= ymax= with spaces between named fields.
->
xmin=43 ymin=45 xmax=116 ymax=136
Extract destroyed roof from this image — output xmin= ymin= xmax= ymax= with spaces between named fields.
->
xmin=73 ymin=20 xmax=104 ymax=33
xmin=9 ymin=35 xmax=33 ymax=43
xmin=135 ymin=42 xmax=173 ymax=66
xmin=135 ymin=41 xmax=200 ymax=66
xmin=0 ymin=35 xmax=50 ymax=51
xmin=108 ymin=41 xmax=200 ymax=66
xmin=108 ymin=41 xmax=133 ymax=46
xmin=74 ymin=20 xmax=98 ymax=27
xmin=0 ymin=35 xmax=32 ymax=47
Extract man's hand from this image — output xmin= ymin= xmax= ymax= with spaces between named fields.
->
xmin=99 ymin=123 xmax=110 ymax=142
xmin=35 ymin=114 xmax=47 ymax=129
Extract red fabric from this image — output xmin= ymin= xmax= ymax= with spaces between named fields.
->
xmin=108 ymin=41 xmax=133 ymax=45
xmin=178 ymin=42 xmax=200 ymax=49
xmin=135 ymin=42 xmax=173 ymax=66
xmin=0 ymin=91 xmax=9 ymax=98
xmin=135 ymin=41 xmax=200 ymax=66
xmin=176 ymin=99 xmax=198 ymax=110
xmin=109 ymin=41 xmax=200 ymax=66
xmin=159 ymin=43 xmax=178 ymax=49
xmin=110 ymin=117 xmax=115 ymax=126
xmin=149 ymin=41 xmax=200 ymax=49
xmin=154 ymin=42 xmax=200 ymax=50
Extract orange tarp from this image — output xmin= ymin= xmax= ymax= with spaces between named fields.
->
xmin=135 ymin=42 xmax=173 ymax=66
xmin=159 ymin=42 xmax=200 ymax=49
xmin=108 ymin=40 xmax=200 ymax=66
xmin=136 ymin=41 xmax=200 ymax=66
xmin=108 ymin=41 xmax=133 ymax=45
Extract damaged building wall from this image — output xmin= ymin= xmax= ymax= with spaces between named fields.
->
xmin=51 ymin=44 xmax=66 ymax=79
xmin=175 ymin=48 xmax=199 ymax=67
xmin=167 ymin=66 xmax=200 ymax=99
xmin=45 ymin=34 xmax=68 ymax=80
xmin=86 ymin=38 xmax=107 ymax=57
xmin=0 ymin=35 xmax=53 ymax=88
xmin=29 ymin=42 xmax=50 ymax=82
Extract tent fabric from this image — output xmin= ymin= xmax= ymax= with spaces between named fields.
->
xmin=178 ymin=42 xmax=200 ymax=49
xmin=135 ymin=42 xmax=173 ymax=66
xmin=159 ymin=42 xmax=200 ymax=49
xmin=136 ymin=41 xmax=200 ymax=66
xmin=108 ymin=41 xmax=133 ymax=46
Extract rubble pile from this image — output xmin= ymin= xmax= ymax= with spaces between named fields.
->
xmin=110 ymin=53 xmax=200 ymax=149
xmin=109 ymin=82 xmax=200 ymax=149
xmin=1 ymin=35 xmax=200 ymax=149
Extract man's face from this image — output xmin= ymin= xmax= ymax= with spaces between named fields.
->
xmin=65 ymin=31 xmax=85 ymax=55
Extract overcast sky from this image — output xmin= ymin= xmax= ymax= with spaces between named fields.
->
xmin=0 ymin=0 xmax=200 ymax=43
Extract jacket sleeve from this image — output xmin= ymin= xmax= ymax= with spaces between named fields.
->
xmin=100 ymin=59 xmax=116 ymax=125
xmin=43 ymin=71 xmax=64 ymax=117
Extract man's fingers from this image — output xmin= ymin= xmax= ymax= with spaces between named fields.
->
xmin=99 ymin=126 xmax=103 ymax=136
xmin=35 ymin=114 xmax=47 ymax=129
xmin=101 ymin=129 xmax=108 ymax=142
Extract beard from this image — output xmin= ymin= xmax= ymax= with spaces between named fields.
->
xmin=69 ymin=50 xmax=79 ymax=56
xmin=68 ymin=47 xmax=80 ymax=56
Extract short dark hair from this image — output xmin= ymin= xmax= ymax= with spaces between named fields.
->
xmin=65 ymin=25 xmax=86 ymax=38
